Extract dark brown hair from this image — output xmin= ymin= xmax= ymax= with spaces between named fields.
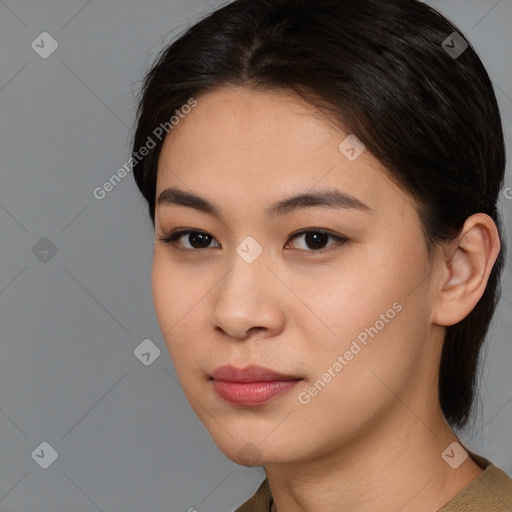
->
xmin=131 ymin=0 xmax=507 ymax=429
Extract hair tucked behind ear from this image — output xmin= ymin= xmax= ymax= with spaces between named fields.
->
xmin=131 ymin=0 xmax=506 ymax=429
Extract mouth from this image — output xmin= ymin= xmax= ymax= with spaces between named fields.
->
xmin=209 ymin=364 xmax=303 ymax=406
xmin=209 ymin=364 xmax=303 ymax=382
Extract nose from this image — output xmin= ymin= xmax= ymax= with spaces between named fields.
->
xmin=211 ymin=253 xmax=286 ymax=340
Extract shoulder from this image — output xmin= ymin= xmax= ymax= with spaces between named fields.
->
xmin=233 ymin=478 xmax=271 ymax=512
xmin=439 ymin=454 xmax=512 ymax=511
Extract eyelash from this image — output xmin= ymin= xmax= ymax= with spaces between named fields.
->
xmin=157 ymin=228 xmax=348 ymax=254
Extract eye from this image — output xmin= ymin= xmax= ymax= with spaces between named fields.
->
xmin=286 ymin=229 xmax=348 ymax=252
xmin=158 ymin=229 xmax=220 ymax=250
xmin=157 ymin=228 xmax=348 ymax=252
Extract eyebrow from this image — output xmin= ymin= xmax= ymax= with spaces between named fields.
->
xmin=156 ymin=187 xmax=374 ymax=219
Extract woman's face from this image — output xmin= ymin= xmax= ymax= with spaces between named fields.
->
xmin=152 ymin=86 xmax=443 ymax=466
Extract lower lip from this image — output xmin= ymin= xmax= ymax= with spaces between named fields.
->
xmin=211 ymin=379 xmax=301 ymax=406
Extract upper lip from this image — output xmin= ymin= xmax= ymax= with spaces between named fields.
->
xmin=210 ymin=364 xmax=302 ymax=383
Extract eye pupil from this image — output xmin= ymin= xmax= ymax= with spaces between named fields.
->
xmin=189 ymin=232 xmax=212 ymax=249
xmin=305 ymin=232 xmax=329 ymax=249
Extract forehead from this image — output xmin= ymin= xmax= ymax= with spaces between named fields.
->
xmin=155 ymin=86 xmax=412 ymax=220
xmin=159 ymin=85 xmax=347 ymax=155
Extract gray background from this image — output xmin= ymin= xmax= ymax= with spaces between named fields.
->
xmin=0 ymin=0 xmax=511 ymax=511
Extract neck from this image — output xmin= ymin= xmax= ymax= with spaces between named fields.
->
xmin=265 ymin=406 xmax=483 ymax=512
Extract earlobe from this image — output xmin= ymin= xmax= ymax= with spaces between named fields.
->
xmin=432 ymin=214 xmax=501 ymax=327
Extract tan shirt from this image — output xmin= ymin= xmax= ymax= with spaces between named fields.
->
xmin=234 ymin=454 xmax=512 ymax=512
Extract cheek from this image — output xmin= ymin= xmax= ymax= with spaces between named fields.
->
xmin=151 ymin=251 xmax=202 ymax=331
xmin=312 ymin=300 xmax=430 ymax=423
xmin=288 ymin=253 xmax=406 ymax=346
xmin=151 ymin=257 xmax=187 ymax=355
xmin=151 ymin=257 xmax=175 ymax=334
xmin=294 ymin=244 xmax=430 ymax=383
xmin=292 ymin=305 xmax=427 ymax=442
xmin=151 ymin=255 xmax=211 ymax=374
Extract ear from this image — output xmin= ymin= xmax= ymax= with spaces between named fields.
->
xmin=431 ymin=213 xmax=501 ymax=327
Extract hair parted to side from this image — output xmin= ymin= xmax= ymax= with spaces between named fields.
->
xmin=131 ymin=0 xmax=507 ymax=429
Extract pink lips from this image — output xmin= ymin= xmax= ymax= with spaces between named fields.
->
xmin=210 ymin=364 xmax=302 ymax=406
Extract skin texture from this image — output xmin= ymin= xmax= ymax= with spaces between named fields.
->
xmin=151 ymin=86 xmax=500 ymax=512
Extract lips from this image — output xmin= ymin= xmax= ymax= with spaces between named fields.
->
xmin=209 ymin=364 xmax=303 ymax=406
xmin=210 ymin=364 xmax=302 ymax=383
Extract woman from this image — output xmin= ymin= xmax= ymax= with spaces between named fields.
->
xmin=131 ymin=0 xmax=512 ymax=510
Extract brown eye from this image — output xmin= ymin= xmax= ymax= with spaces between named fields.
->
xmin=158 ymin=228 xmax=348 ymax=253
xmin=287 ymin=230 xmax=348 ymax=252
xmin=158 ymin=230 xmax=220 ymax=249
